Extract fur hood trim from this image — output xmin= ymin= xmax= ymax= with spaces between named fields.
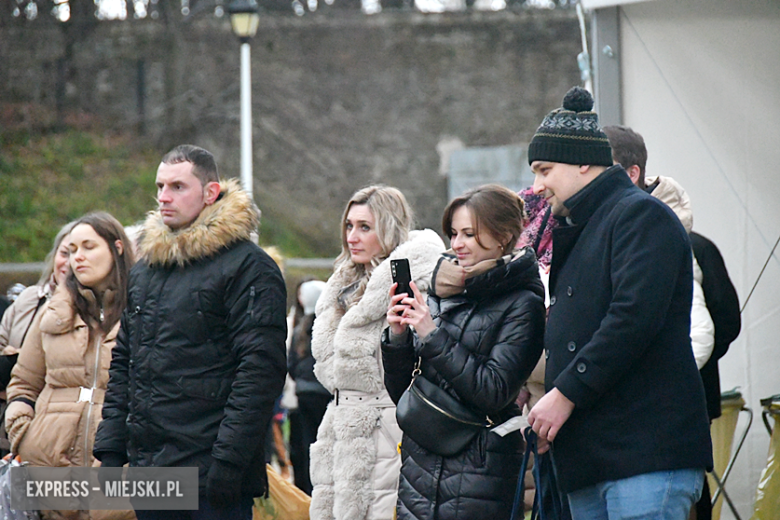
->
xmin=312 ymin=229 xmax=445 ymax=394
xmin=138 ymin=178 xmax=259 ymax=266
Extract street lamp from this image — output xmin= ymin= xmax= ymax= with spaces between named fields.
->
xmin=228 ymin=0 xmax=260 ymax=200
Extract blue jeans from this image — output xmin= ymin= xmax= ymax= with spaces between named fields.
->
xmin=567 ymin=468 xmax=704 ymax=520
xmin=134 ymin=495 xmax=253 ymax=520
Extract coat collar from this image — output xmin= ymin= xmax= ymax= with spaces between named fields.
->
xmin=432 ymin=247 xmax=544 ymax=302
xmin=562 ymin=164 xmax=635 ymax=225
xmin=38 ymin=286 xmax=119 ymax=341
xmin=138 ymin=178 xmax=259 ymax=267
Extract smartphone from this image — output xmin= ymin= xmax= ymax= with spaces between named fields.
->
xmin=391 ymin=258 xmax=412 ymax=297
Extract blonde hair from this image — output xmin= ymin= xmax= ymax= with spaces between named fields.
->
xmin=334 ymin=185 xmax=413 ymax=306
xmin=38 ymin=221 xmax=78 ymax=286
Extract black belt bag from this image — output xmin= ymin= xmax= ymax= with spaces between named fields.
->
xmin=396 ymin=358 xmax=493 ymax=457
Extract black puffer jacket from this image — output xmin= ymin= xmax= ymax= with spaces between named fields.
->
xmin=94 ymin=179 xmax=287 ymax=497
xmin=382 ymin=248 xmax=545 ymax=520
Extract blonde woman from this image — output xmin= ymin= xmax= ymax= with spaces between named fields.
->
xmin=309 ymin=186 xmax=444 ymax=520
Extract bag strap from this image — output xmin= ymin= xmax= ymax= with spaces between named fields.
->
xmin=533 ymin=448 xmax=564 ymax=520
xmin=509 ymin=427 xmax=536 ymax=520
xmin=18 ymin=296 xmax=47 ymax=349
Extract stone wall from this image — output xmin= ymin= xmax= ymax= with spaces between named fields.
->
xmin=1 ymin=10 xmax=581 ymax=255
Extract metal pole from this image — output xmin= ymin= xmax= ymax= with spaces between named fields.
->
xmin=240 ymin=41 xmax=253 ymax=200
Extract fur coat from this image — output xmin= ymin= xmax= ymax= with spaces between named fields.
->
xmin=309 ymin=229 xmax=445 ymax=520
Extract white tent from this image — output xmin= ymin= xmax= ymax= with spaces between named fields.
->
xmin=580 ymin=0 xmax=780 ymax=518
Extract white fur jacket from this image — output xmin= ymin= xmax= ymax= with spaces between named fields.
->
xmin=309 ymin=229 xmax=445 ymax=520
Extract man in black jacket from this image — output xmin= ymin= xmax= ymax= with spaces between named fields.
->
xmin=94 ymin=145 xmax=287 ymax=519
xmin=526 ymin=88 xmax=712 ymax=519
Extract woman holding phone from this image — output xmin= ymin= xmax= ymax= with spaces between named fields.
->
xmin=309 ymin=185 xmax=444 ymax=520
xmin=382 ymin=184 xmax=546 ymax=520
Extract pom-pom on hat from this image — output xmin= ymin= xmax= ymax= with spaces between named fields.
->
xmin=527 ymin=86 xmax=613 ymax=167
xmin=299 ymin=280 xmax=327 ymax=315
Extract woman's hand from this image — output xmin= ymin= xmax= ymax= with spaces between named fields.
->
xmin=399 ymin=281 xmax=436 ymax=339
xmin=387 ymin=283 xmax=409 ymax=336
xmin=5 ymin=401 xmax=34 ymax=454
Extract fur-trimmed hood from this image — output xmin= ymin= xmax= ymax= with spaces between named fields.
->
xmin=138 ymin=178 xmax=259 ymax=266
xmin=312 ymin=229 xmax=445 ymax=394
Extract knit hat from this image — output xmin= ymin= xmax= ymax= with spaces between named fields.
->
xmin=299 ymin=280 xmax=326 ymax=315
xmin=528 ymin=86 xmax=613 ymax=167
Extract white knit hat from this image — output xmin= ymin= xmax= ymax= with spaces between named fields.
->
xmin=299 ymin=280 xmax=327 ymax=315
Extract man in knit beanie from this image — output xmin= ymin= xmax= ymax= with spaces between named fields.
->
xmin=526 ymin=87 xmax=713 ymax=519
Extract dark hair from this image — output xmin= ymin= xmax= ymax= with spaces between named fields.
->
xmin=442 ymin=184 xmax=525 ymax=255
xmin=65 ymin=212 xmax=136 ymax=334
xmin=603 ymin=125 xmax=647 ymax=188
xmin=292 ymin=313 xmax=316 ymax=360
xmin=161 ymin=144 xmax=219 ymax=185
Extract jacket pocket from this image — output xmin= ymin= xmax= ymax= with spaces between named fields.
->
xmin=19 ymin=401 xmax=87 ymax=467
xmin=178 ymin=377 xmax=232 ymax=402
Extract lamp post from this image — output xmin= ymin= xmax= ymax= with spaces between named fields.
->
xmin=228 ymin=0 xmax=260 ymax=200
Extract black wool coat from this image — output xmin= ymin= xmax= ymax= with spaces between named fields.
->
xmin=94 ymin=181 xmax=288 ymax=498
xmin=545 ymin=165 xmax=713 ymax=494
xmin=382 ymin=249 xmax=546 ymax=520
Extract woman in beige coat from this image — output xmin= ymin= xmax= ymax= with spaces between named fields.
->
xmin=5 ymin=212 xmax=135 ymax=520
xmin=0 ymin=221 xmax=76 ymax=389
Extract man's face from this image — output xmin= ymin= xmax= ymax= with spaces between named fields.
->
xmin=531 ymin=161 xmax=586 ymax=217
xmin=156 ymin=161 xmax=208 ymax=230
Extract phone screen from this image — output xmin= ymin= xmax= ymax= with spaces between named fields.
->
xmin=391 ymin=258 xmax=412 ymax=297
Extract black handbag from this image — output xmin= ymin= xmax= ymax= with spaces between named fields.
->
xmin=510 ymin=427 xmax=568 ymax=520
xmin=395 ymin=358 xmax=493 ymax=457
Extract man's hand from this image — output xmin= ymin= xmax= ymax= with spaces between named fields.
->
xmin=527 ymin=388 xmax=575 ymax=453
xmin=97 ymin=452 xmax=126 ymax=494
xmin=206 ymin=460 xmax=243 ymax=508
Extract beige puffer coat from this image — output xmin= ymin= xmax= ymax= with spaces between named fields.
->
xmin=0 ymin=284 xmax=51 ymax=356
xmin=5 ymin=286 xmax=134 ymax=520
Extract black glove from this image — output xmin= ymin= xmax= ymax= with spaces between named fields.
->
xmin=97 ymin=452 xmax=126 ymax=495
xmin=206 ymin=460 xmax=244 ymax=509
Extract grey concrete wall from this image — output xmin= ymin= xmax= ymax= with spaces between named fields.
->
xmin=1 ymin=11 xmax=581 ymax=254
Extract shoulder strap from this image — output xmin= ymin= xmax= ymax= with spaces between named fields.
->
xmin=510 ymin=428 xmax=536 ymax=520
xmin=18 ymin=296 xmax=47 ymax=349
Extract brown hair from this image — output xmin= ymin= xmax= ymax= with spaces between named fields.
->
xmin=161 ymin=144 xmax=219 ymax=185
xmin=603 ymin=125 xmax=647 ymax=188
xmin=442 ymin=184 xmax=525 ymax=255
xmin=65 ymin=212 xmax=136 ymax=334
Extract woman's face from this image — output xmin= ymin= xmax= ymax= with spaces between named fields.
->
xmin=52 ymin=238 xmax=71 ymax=286
xmin=449 ymin=205 xmax=504 ymax=268
xmin=345 ymin=204 xmax=382 ymax=266
xmin=68 ymin=224 xmax=120 ymax=293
